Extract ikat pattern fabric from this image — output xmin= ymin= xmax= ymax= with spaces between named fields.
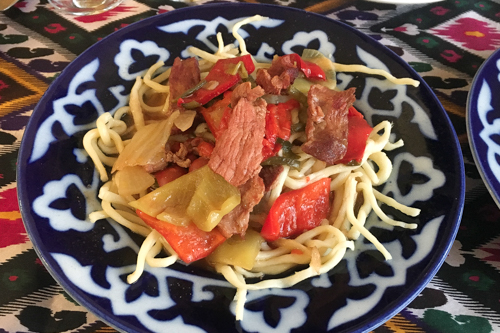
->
xmin=1 ymin=0 xmax=499 ymax=332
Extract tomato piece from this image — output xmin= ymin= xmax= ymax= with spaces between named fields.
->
xmin=288 ymin=53 xmax=326 ymax=81
xmin=262 ymin=99 xmax=300 ymax=161
xmin=189 ymin=157 xmax=209 ymax=172
xmin=337 ymin=106 xmax=373 ymax=165
xmin=137 ymin=209 xmax=226 ymax=263
xmin=260 ymin=178 xmax=331 ymax=242
xmin=155 ymin=165 xmax=187 ymax=187
xmin=180 ymin=55 xmax=255 ymax=107
xmin=262 ymin=138 xmax=276 ymax=162
xmin=200 ymin=90 xmax=232 ymax=139
xmin=197 ymin=141 xmax=214 ymax=158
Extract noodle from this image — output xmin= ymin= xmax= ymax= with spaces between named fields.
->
xmin=81 ymin=15 xmax=422 ymax=322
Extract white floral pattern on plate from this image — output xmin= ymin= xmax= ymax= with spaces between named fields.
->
xmin=468 ymin=48 xmax=500 ymax=209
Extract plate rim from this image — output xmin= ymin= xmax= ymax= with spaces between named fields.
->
xmin=466 ymin=47 xmax=500 ymax=209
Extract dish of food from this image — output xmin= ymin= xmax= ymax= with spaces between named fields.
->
xmin=17 ymin=3 xmax=465 ymax=333
xmin=467 ymin=48 xmax=500 ymax=208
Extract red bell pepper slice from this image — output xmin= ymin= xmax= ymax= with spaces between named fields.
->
xmin=200 ymin=90 xmax=232 ymax=139
xmin=155 ymin=165 xmax=187 ymax=187
xmin=180 ymin=55 xmax=255 ymax=107
xmin=136 ymin=209 xmax=226 ymax=264
xmin=197 ymin=141 xmax=214 ymax=158
xmin=260 ymin=177 xmax=331 ymax=242
xmin=336 ymin=106 xmax=373 ymax=165
xmin=289 ymin=53 xmax=326 ymax=81
xmin=262 ymin=99 xmax=300 ymax=161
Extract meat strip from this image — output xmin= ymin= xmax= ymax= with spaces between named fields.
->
xmin=217 ymin=175 xmax=265 ymax=238
xmin=255 ymin=55 xmax=300 ymax=95
xmin=168 ymin=57 xmax=201 ymax=103
xmin=301 ymin=85 xmax=356 ymax=164
xmin=259 ymin=165 xmax=284 ymax=192
xmin=208 ymin=82 xmax=267 ymax=187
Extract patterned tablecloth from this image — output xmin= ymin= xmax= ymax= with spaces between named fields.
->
xmin=1 ymin=0 xmax=500 ymax=332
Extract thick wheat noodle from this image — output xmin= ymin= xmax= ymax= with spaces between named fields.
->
xmin=358 ymin=169 xmax=420 ymax=223
xmin=332 ymin=63 xmax=420 ymax=87
xmin=130 ymin=77 xmax=145 ymax=130
xmin=85 ymin=114 xmax=127 ymax=169
xmin=357 ymin=181 xmax=418 ymax=229
xmin=274 ymin=238 xmax=312 ymax=254
xmin=343 ymin=175 xmax=393 ymax=259
xmin=285 ymin=163 xmax=357 ymax=190
xmin=215 ymin=33 xmax=239 ymax=58
xmin=127 ymin=231 xmax=160 ymax=283
xmin=346 ymin=192 xmax=372 ymax=240
xmin=295 ymin=158 xmax=316 ymax=177
xmin=98 ymin=182 xmax=129 ymax=206
xmin=331 ymin=186 xmax=347 ymax=229
xmin=83 ymin=129 xmax=109 ymax=182
xmin=217 ymin=228 xmax=354 ymax=319
xmin=143 ymin=61 xmax=170 ymax=93
xmin=361 ymin=156 xmax=381 ymax=185
xmin=138 ymin=83 xmax=166 ymax=113
xmin=89 ymin=210 xmax=108 ymax=222
xmin=100 ymin=200 xmax=150 ymax=237
xmin=330 ymin=171 xmax=351 ymax=191
xmin=267 ymin=165 xmax=289 ymax=206
xmin=92 ymin=139 xmax=117 ymax=166
xmin=145 ymin=240 xmax=169 ymax=266
xmin=145 ymin=238 xmax=178 ymax=267
xmin=252 ymin=225 xmax=346 ymax=271
xmin=96 ymin=113 xmax=125 ymax=150
xmin=114 ymin=106 xmax=130 ymax=120
xmin=97 ymin=116 xmax=126 ymax=152
xmin=97 ymin=139 xmax=119 ymax=156
xmin=253 ymin=253 xmax=311 ymax=267
xmin=384 ymin=139 xmax=404 ymax=151
xmin=373 ymin=189 xmax=421 ymax=217
xmin=255 ymin=246 xmax=290 ymax=261
xmin=216 ymin=242 xmax=348 ymax=290
xmin=366 ymin=121 xmax=392 ymax=153
xmin=188 ymin=47 xmax=226 ymax=64
xmin=231 ymin=238 xmax=351 ymax=319
xmin=232 ymin=15 xmax=268 ymax=55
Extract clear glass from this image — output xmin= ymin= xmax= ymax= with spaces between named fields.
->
xmin=48 ymin=0 xmax=123 ymax=16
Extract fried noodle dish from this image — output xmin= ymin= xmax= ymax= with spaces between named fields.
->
xmin=83 ymin=15 xmax=421 ymax=320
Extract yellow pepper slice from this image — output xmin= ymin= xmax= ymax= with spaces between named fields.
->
xmin=130 ymin=165 xmax=240 ymax=231
xmin=206 ymin=229 xmax=264 ymax=270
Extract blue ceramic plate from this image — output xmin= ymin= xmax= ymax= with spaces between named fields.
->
xmin=467 ymin=48 xmax=500 ymax=208
xmin=17 ymin=3 xmax=464 ymax=333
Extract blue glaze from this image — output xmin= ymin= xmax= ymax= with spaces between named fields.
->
xmin=467 ymin=48 xmax=500 ymax=209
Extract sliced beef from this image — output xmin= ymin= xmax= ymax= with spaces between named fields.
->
xmin=217 ymin=175 xmax=265 ymax=238
xmin=165 ymin=142 xmax=191 ymax=168
xmin=259 ymin=164 xmax=284 ymax=191
xmin=255 ymin=55 xmax=300 ymax=95
xmin=208 ymin=82 xmax=267 ymax=187
xmin=169 ymin=57 xmax=201 ymax=102
xmin=267 ymin=54 xmax=299 ymax=77
xmin=231 ymin=81 xmax=265 ymax=105
xmin=301 ymin=85 xmax=356 ymax=164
